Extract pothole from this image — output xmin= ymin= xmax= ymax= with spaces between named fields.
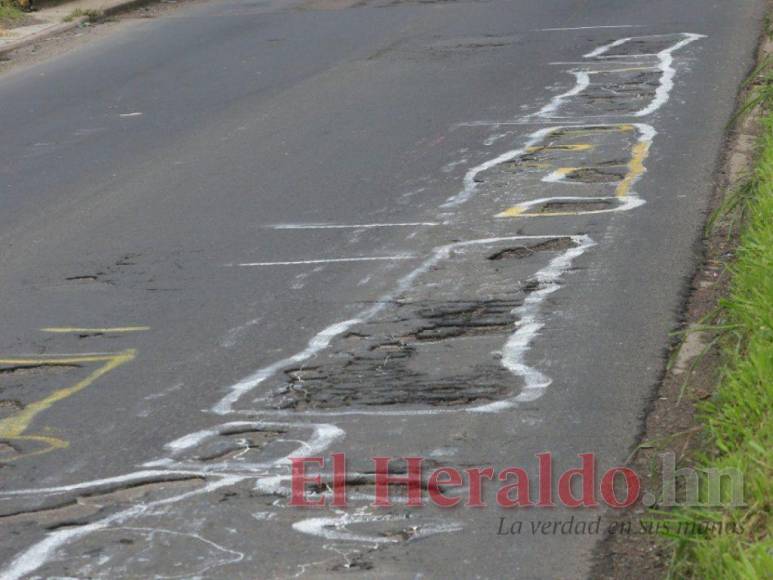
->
xmin=549 ymin=125 xmax=631 ymax=138
xmin=487 ymin=237 xmax=577 ymax=260
xmin=187 ymin=428 xmax=286 ymax=462
xmin=538 ymin=199 xmax=616 ymax=213
xmin=564 ymin=167 xmax=626 ymax=183
xmin=277 ymin=378 xmax=512 ymax=410
xmin=268 ymin=296 xmax=522 ymax=411
xmin=0 ymin=478 xmax=204 ymax=529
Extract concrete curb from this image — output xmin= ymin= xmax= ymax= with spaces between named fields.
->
xmin=0 ymin=0 xmax=157 ymax=58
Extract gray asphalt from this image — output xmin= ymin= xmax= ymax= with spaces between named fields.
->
xmin=0 ymin=0 xmax=765 ymax=577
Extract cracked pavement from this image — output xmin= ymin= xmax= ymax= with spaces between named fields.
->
xmin=0 ymin=0 xmax=766 ymax=577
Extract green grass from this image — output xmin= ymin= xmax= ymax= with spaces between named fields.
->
xmin=0 ymin=1 xmax=25 ymax=28
xmin=665 ymin=58 xmax=773 ymax=579
xmin=63 ymin=8 xmax=103 ymax=23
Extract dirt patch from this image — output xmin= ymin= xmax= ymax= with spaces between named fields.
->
xmin=296 ymin=0 xmax=365 ymax=10
xmin=0 ymin=12 xmax=42 ymax=31
xmin=0 ymin=1 xmax=204 ymax=76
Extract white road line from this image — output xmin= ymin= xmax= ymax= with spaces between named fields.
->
xmin=539 ymin=25 xmax=643 ymax=32
xmin=268 ymin=222 xmax=439 ymax=230
xmin=231 ymin=256 xmax=415 ymax=267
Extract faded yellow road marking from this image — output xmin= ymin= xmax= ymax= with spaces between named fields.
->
xmin=496 ymin=206 xmax=526 ymax=218
xmin=614 ymin=140 xmax=650 ymax=198
xmin=41 ymin=326 xmax=150 ymax=334
xmin=550 ymin=167 xmax=579 ymax=178
xmin=0 ymin=350 xmax=135 ymax=460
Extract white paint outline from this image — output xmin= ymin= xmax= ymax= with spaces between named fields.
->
xmin=494 ymin=122 xmax=656 ymax=217
xmin=219 ymin=234 xmax=594 ymax=418
xmin=441 ymin=126 xmax=559 ymax=207
xmin=534 ymin=33 xmax=705 ymax=119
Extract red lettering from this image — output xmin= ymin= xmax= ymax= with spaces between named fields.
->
xmin=496 ymin=467 xmax=532 ymax=507
xmin=372 ymin=457 xmax=423 ymax=507
xmin=601 ymin=467 xmax=640 ymax=508
xmin=557 ymin=453 xmax=598 ymax=508
xmin=466 ymin=467 xmax=495 ymax=507
xmin=428 ymin=467 xmax=464 ymax=507
xmin=331 ymin=452 xmax=347 ymax=507
xmin=536 ymin=452 xmax=555 ymax=507
xmin=290 ymin=457 xmax=325 ymax=507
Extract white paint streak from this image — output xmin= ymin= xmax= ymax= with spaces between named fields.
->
xmin=540 ymin=25 xmax=643 ymax=32
xmin=1 ymin=476 xmax=242 ymax=580
xmin=292 ymin=512 xmax=463 ymax=544
xmin=532 ymin=71 xmax=591 ymax=118
xmin=635 ymin=33 xmax=705 ymax=117
xmin=479 ymin=235 xmax=595 ymax=412
xmin=293 ymin=512 xmax=402 ymax=544
xmin=583 ymin=37 xmax=631 ymax=58
xmin=441 ymin=127 xmax=558 ymax=207
xmin=212 ymin=321 xmax=361 ymax=415
xmin=232 ymin=256 xmax=415 ymax=267
xmin=269 ymin=222 xmax=439 ymax=230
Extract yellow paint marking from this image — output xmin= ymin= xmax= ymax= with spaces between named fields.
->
xmin=495 ymin=124 xmax=649 ymax=219
xmin=41 ymin=326 xmax=150 ymax=334
xmin=495 ymin=206 xmax=526 ymax=218
xmin=0 ymin=350 xmax=135 ymax=461
xmin=552 ymin=167 xmax=578 ymax=178
xmin=614 ymin=140 xmax=651 ymax=198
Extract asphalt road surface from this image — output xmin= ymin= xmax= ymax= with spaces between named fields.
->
xmin=0 ymin=0 xmax=765 ymax=577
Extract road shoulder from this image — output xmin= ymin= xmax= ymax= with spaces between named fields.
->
xmin=591 ymin=22 xmax=773 ymax=580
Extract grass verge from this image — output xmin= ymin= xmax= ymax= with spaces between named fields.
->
xmin=665 ymin=56 xmax=773 ymax=579
xmin=63 ymin=8 xmax=103 ymax=23
xmin=0 ymin=1 xmax=25 ymax=29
